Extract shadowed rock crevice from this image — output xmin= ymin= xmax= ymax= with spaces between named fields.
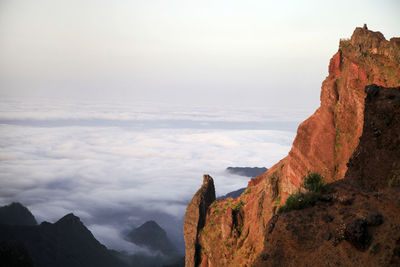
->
xmin=345 ymin=84 xmax=400 ymax=190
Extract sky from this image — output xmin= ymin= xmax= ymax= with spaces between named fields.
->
xmin=0 ymin=0 xmax=399 ymax=255
xmin=0 ymin=0 xmax=399 ymax=107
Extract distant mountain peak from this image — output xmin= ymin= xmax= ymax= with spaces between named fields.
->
xmin=226 ymin=167 xmax=268 ymax=178
xmin=58 ymin=213 xmax=79 ymax=220
xmin=0 ymin=202 xmax=37 ymax=226
xmin=56 ymin=213 xmax=82 ymax=224
xmin=127 ymin=220 xmax=178 ymax=256
xmin=141 ymin=220 xmax=159 ymax=228
xmin=8 ymin=202 xmax=25 ymax=208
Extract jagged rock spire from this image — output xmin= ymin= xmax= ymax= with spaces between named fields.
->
xmin=183 ymin=175 xmax=215 ymax=267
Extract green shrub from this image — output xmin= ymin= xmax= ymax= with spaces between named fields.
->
xmin=301 ymin=171 xmax=325 ymax=193
xmin=278 ymin=171 xmax=325 ymax=213
xmin=212 ymin=209 xmax=221 ymax=216
xmin=243 ymin=187 xmax=252 ymax=196
xmin=231 ymin=200 xmax=244 ymax=212
xmin=277 ymin=191 xmax=319 ymax=213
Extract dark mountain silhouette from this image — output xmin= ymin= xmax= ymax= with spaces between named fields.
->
xmin=217 ymin=188 xmax=246 ymax=200
xmin=0 ymin=202 xmax=37 ymax=226
xmin=127 ymin=220 xmax=178 ymax=256
xmin=0 ymin=203 xmax=185 ymax=267
xmin=226 ymin=167 xmax=268 ymax=177
xmin=124 ymin=220 xmax=184 ymax=267
xmin=217 ymin=167 xmax=268 ymax=199
xmin=0 ymin=207 xmax=129 ymax=267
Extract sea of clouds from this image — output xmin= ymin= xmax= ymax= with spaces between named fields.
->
xmin=0 ymin=97 xmax=312 ymax=253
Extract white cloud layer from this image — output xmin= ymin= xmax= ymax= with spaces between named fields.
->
xmin=0 ymin=98 xmax=307 ymax=252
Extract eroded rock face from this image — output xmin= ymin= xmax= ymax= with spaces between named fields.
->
xmin=251 ymin=85 xmax=400 ymax=266
xmin=281 ymin=26 xmax=400 ymax=199
xmin=188 ymin=26 xmax=400 ymax=266
xmin=183 ymin=175 xmax=215 ymax=267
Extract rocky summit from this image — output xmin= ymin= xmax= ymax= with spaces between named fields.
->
xmin=183 ymin=26 xmax=400 ymax=266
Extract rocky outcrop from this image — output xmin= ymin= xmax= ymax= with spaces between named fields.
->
xmin=252 ymin=85 xmax=400 ymax=266
xmin=281 ymin=26 xmax=400 ymax=199
xmin=183 ymin=175 xmax=215 ymax=267
xmin=185 ymin=26 xmax=400 ymax=266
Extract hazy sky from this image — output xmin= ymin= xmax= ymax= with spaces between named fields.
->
xmin=1 ymin=0 xmax=399 ymax=108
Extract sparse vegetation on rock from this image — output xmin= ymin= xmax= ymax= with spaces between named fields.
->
xmin=278 ymin=171 xmax=325 ymax=213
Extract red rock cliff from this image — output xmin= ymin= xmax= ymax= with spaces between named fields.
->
xmin=281 ymin=26 xmax=400 ymax=200
xmin=252 ymin=84 xmax=400 ymax=266
xmin=183 ymin=26 xmax=400 ymax=266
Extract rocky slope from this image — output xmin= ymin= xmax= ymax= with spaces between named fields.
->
xmin=253 ymin=84 xmax=400 ymax=266
xmin=183 ymin=26 xmax=400 ymax=266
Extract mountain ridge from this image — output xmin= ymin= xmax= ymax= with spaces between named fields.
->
xmin=183 ymin=26 xmax=400 ymax=266
xmin=0 ymin=210 xmax=127 ymax=267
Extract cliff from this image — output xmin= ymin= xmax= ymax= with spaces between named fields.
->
xmin=280 ymin=25 xmax=400 ymax=199
xmin=183 ymin=26 xmax=400 ymax=266
xmin=253 ymin=84 xmax=400 ymax=266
